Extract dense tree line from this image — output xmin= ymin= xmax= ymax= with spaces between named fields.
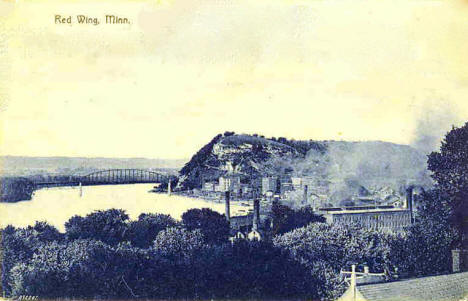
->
xmin=272 ymin=137 xmax=327 ymax=156
xmin=270 ymin=203 xmax=327 ymax=236
xmin=1 ymin=208 xmax=316 ymax=299
xmin=2 ymin=199 xmax=458 ymax=300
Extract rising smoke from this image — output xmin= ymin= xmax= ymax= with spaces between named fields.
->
xmin=284 ymin=102 xmax=463 ymax=205
xmin=287 ymin=140 xmax=433 ymax=205
xmin=410 ymin=100 xmax=460 ymax=155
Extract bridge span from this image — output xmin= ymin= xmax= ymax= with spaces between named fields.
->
xmin=34 ymin=169 xmax=170 ymax=188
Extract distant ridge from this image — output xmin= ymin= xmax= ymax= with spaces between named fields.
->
xmin=0 ymin=156 xmax=187 ymax=176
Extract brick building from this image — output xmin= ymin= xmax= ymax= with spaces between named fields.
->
xmin=322 ymin=208 xmax=412 ymax=231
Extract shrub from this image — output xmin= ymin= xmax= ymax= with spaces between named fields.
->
xmin=1 ymin=222 xmax=62 ymax=296
xmin=153 ymin=227 xmax=204 ymax=260
xmin=126 ymin=213 xmax=177 ymax=248
xmin=271 ymin=203 xmax=326 ymax=235
xmin=181 ymin=208 xmax=230 ymax=244
xmin=274 ymin=223 xmax=398 ymax=299
xmin=65 ymin=209 xmax=129 ymax=245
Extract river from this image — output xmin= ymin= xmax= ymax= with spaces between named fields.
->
xmin=0 ymin=183 xmax=249 ymax=231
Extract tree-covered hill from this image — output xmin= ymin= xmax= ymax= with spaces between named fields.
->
xmin=177 ymin=132 xmax=432 ymax=202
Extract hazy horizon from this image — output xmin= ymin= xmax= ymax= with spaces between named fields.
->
xmin=0 ymin=135 xmax=440 ymax=160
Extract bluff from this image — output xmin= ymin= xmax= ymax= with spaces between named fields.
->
xmin=177 ymin=133 xmax=432 ymax=199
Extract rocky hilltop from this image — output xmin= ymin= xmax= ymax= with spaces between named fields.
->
xmin=178 ymin=132 xmax=432 ymax=202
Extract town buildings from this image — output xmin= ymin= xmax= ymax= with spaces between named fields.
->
xmin=202 ymin=181 xmax=216 ymax=192
xmin=202 ymin=175 xmax=242 ymax=194
xmin=200 ymin=174 xmax=423 ymax=232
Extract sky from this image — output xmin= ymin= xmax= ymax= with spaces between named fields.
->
xmin=0 ymin=0 xmax=467 ymax=159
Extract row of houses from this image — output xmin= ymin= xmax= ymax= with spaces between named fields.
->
xmin=202 ymin=174 xmax=329 ymax=199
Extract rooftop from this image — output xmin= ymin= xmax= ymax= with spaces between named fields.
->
xmin=324 ymin=208 xmax=409 ymax=215
xmin=355 ymin=272 xmax=468 ymax=301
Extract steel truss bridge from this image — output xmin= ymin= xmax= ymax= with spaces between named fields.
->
xmin=34 ymin=169 xmax=169 ymax=188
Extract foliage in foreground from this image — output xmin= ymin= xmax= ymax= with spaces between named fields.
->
xmin=427 ymin=121 xmax=468 ymax=246
xmin=181 ymin=208 xmax=231 ymax=245
xmin=271 ymin=203 xmax=327 ymax=236
xmin=1 ymin=208 xmax=338 ymax=300
xmin=5 ymin=231 xmax=315 ymax=299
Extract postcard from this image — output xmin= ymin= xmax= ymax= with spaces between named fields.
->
xmin=0 ymin=0 xmax=467 ymax=300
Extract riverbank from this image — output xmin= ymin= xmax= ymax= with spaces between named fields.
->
xmin=156 ymin=188 xmax=254 ymax=204
xmin=0 ymin=183 xmax=249 ymax=231
xmin=161 ymin=190 xmax=255 ymax=218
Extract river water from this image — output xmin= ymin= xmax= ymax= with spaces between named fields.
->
xmin=0 ymin=183 xmax=248 ymax=232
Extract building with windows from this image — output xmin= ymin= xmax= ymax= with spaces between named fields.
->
xmin=261 ymin=177 xmax=278 ymax=195
xmin=202 ymin=181 xmax=216 ymax=192
xmin=291 ymin=177 xmax=303 ymax=190
xmin=217 ymin=175 xmax=241 ymax=193
xmin=321 ymin=208 xmax=412 ymax=231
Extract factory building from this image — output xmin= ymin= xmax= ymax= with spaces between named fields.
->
xmin=319 ymin=186 xmax=421 ymax=231
xmin=323 ymin=209 xmax=412 ymax=230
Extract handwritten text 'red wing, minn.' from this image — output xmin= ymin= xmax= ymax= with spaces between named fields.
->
xmin=55 ymin=15 xmax=130 ymax=26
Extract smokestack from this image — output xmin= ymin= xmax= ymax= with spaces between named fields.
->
xmin=406 ymin=186 xmax=414 ymax=223
xmin=364 ymin=266 xmax=369 ymax=274
xmin=303 ymin=185 xmax=308 ymax=204
xmin=276 ymin=177 xmax=281 ymax=194
xmin=225 ymin=191 xmax=231 ymax=222
xmin=351 ymin=264 xmax=357 ymax=300
xmin=253 ymin=198 xmax=260 ymax=231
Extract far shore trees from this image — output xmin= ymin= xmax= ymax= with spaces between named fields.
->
xmin=0 ymin=177 xmax=35 ymax=203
